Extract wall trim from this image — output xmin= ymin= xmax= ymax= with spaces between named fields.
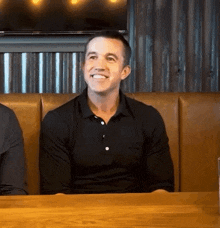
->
xmin=0 ymin=36 xmax=89 ymax=53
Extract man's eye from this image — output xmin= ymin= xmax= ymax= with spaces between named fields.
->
xmin=88 ymin=56 xmax=96 ymax=60
xmin=107 ymin=57 xmax=116 ymax=62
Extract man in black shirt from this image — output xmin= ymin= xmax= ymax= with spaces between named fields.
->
xmin=40 ymin=31 xmax=174 ymax=194
xmin=0 ymin=104 xmax=27 ymax=195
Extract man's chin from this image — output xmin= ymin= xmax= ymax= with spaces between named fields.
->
xmin=92 ymin=89 xmax=108 ymax=96
xmin=87 ymin=85 xmax=120 ymax=97
xmin=88 ymin=87 xmax=112 ymax=96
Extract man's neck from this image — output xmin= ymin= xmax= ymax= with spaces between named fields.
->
xmin=87 ymin=89 xmax=120 ymax=123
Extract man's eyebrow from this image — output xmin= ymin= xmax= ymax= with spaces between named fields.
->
xmin=86 ymin=52 xmax=97 ymax=56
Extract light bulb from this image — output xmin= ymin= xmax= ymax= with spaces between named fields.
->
xmin=71 ymin=0 xmax=78 ymax=4
xmin=32 ymin=0 xmax=41 ymax=5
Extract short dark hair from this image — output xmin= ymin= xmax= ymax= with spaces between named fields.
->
xmin=83 ymin=31 xmax=131 ymax=66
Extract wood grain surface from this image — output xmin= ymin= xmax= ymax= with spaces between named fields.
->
xmin=0 ymin=192 xmax=219 ymax=227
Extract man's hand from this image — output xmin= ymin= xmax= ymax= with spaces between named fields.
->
xmin=151 ymin=189 xmax=169 ymax=193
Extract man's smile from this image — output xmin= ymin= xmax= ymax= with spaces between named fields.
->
xmin=91 ymin=74 xmax=109 ymax=79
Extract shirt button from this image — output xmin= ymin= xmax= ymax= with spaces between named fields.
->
xmin=101 ymin=121 xmax=105 ymax=125
xmin=105 ymin=147 xmax=109 ymax=151
xmin=102 ymin=135 xmax=105 ymax=139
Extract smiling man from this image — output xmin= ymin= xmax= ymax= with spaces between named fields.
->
xmin=40 ymin=31 xmax=174 ymax=194
xmin=83 ymin=35 xmax=131 ymax=124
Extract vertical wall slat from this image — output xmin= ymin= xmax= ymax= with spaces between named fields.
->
xmin=4 ymin=53 xmax=10 ymax=94
xmin=43 ymin=53 xmax=56 ymax=93
xmin=21 ymin=53 xmax=27 ymax=93
xmin=121 ymin=0 xmax=136 ymax=92
xmin=67 ymin=53 xmax=73 ymax=94
xmin=210 ymin=0 xmax=219 ymax=92
xmin=135 ymin=0 xmax=153 ymax=92
xmin=194 ymin=0 xmax=202 ymax=92
xmin=135 ymin=0 xmax=147 ymax=91
xmin=11 ymin=53 xmax=22 ymax=93
xmin=177 ymin=0 xmax=187 ymax=92
xmin=0 ymin=54 xmax=4 ymax=93
xmin=170 ymin=0 xmax=180 ymax=92
xmin=153 ymin=0 xmax=163 ymax=92
xmin=202 ymin=0 xmax=212 ymax=92
xmin=72 ymin=53 xmax=77 ymax=93
xmin=58 ymin=53 xmax=63 ymax=93
xmin=62 ymin=53 xmax=70 ymax=93
xmin=185 ymin=0 xmax=195 ymax=92
xmin=26 ymin=53 xmax=39 ymax=93
xmin=153 ymin=0 xmax=172 ymax=92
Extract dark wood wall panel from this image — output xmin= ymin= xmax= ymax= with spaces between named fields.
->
xmin=0 ymin=0 xmax=219 ymax=94
xmin=134 ymin=0 xmax=219 ymax=92
xmin=26 ymin=53 xmax=39 ymax=93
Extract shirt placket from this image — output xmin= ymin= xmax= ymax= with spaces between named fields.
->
xmin=94 ymin=115 xmax=110 ymax=154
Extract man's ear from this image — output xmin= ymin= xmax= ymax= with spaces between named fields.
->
xmin=121 ymin=65 xmax=131 ymax=80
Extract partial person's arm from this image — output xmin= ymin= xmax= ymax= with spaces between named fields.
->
xmin=39 ymin=111 xmax=72 ymax=195
xmin=0 ymin=108 xmax=27 ymax=195
xmin=142 ymin=108 xmax=174 ymax=193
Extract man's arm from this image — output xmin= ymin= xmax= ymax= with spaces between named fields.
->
xmin=142 ymin=107 xmax=174 ymax=193
xmin=0 ymin=109 xmax=27 ymax=195
xmin=39 ymin=111 xmax=72 ymax=194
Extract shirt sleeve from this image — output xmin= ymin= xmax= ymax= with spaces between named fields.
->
xmin=0 ymin=109 xmax=27 ymax=195
xmin=142 ymin=107 xmax=174 ymax=192
xmin=39 ymin=111 xmax=72 ymax=194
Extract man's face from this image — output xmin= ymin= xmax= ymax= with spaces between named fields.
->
xmin=82 ymin=37 xmax=130 ymax=95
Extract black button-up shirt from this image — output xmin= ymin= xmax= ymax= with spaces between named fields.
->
xmin=0 ymin=104 xmax=27 ymax=195
xmin=40 ymin=89 xmax=174 ymax=194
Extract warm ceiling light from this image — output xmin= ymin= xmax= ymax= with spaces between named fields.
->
xmin=32 ymin=0 xmax=41 ymax=5
xmin=71 ymin=0 xmax=78 ymax=4
xmin=110 ymin=0 xmax=117 ymax=2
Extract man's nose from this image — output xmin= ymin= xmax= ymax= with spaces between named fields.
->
xmin=94 ymin=57 xmax=106 ymax=70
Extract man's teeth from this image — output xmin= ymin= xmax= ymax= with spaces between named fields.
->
xmin=92 ymin=75 xmax=106 ymax=79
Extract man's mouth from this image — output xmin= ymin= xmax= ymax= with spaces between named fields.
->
xmin=91 ymin=74 xmax=108 ymax=79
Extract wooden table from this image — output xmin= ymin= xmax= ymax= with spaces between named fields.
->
xmin=0 ymin=192 xmax=219 ymax=227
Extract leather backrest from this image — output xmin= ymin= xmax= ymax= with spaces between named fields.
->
xmin=0 ymin=94 xmax=41 ymax=195
xmin=128 ymin=93 xmax=180 ymax=192
xmin=179 ymin=93 xmax=220 ymax=191
xmin=41 ymin=94 xmax=79 ymax=119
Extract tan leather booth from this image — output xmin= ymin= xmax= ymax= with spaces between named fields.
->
xmin=0 ymin=93 xmax=219 ymax=194
xmin=179 ymin=94 xmax=220 ymax=192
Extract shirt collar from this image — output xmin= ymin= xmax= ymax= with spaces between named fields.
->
xmin=78 ymin=88 xmax=133 ymax=119
xmin=78 ymin=88 xmax=94 ymax=118
xmin=114 ymin=90 xmax=132 ymax=118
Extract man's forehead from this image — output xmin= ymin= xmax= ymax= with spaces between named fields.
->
xmin=87 ymin=37 xmax=124 ymax=51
